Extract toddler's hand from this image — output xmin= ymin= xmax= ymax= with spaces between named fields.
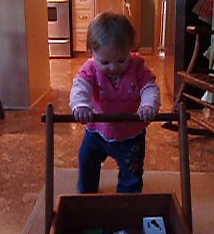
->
xmin=137 ymin=106 xmax=157 ymax=123
xmin=73 ymin=107 xmax=93 ymax=124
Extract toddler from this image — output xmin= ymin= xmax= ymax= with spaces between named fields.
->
xmin=70 ymin=12 xmax=160 ymax=193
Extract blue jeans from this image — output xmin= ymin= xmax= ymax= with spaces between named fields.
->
xmin=78 ymin=130 xmax=146 ymax=193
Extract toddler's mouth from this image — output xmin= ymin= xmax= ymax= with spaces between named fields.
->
xmin=108 ymin=73 xmax=119 ymax=78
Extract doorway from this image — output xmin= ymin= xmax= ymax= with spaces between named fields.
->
xmin=141 ymin=0 xmax=176 ymax=56
xmin=154 ymin=0 xmax=176 ymax=56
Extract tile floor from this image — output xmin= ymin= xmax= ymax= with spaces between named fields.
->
xmin=0 ymin=54 xmax=214 ymax=233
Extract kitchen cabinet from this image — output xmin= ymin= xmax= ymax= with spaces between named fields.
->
xmin=72 ymin=0 xmax=141 ymax=52
xmin=72 ymin=0 xmax=95 ymax=52
xmin=0 ymin=0 xmax=50 ymax=109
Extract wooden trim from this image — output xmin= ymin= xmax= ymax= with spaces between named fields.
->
xmin=138 ymin=47 xmax=153 ymax=55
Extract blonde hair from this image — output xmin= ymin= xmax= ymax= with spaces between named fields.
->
xmin=87 ymin=12 xmax=136 ymax=52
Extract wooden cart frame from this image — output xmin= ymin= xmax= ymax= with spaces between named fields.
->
xmin=41 ymin=102 xmax=192 ymax=234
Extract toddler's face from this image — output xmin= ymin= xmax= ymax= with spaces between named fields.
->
xmin=92 ymin=46 xmax=130 ymax=78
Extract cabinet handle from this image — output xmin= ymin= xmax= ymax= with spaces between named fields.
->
xmin=47 ymin=0 xmax=68 ymax=3
xmin=79 ymin=38 xmax=86 ymax=43
xmin=79 ymin=14 xmax=88 ymax=20
xmin=48 ymin=39 xmax=70 ymax=44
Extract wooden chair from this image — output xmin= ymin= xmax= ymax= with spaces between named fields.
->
xmin=164 ymin=25 xmax=214 ymax=135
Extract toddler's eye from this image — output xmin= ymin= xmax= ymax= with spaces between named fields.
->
xmin=101 ymin=61 xmax=109 ymax=65
xmin=118 ymin=60 xmax=125 ymax=63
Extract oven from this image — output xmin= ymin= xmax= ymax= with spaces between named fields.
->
xmin=47 ymin=0 xmax=71 ymax=57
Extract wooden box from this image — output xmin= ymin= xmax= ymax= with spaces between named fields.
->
xmin=50 ymin=193 xmax=191 ymax=234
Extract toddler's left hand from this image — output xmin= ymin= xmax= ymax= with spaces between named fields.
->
xmin=137 ymin=106 xmax=157 ymax=123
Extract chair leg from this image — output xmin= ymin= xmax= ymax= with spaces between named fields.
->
xmin=0 ymin=99 xmax=5 ymax=119
xmin=173 ymin=82 xmax=186 ymax=112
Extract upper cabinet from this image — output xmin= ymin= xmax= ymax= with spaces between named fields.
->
xmin=72 ymin=0 xmax=141 ymax=52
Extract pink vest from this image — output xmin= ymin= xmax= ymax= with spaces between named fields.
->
xmin=78 ymin=53 xmax=155 ymax=141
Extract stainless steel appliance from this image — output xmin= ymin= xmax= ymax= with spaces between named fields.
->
xmin=47 ymin=0 xmax=71 ymax=57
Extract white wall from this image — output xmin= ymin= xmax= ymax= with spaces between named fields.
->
xmin=0 ymin=0 xmax=50 ymax=109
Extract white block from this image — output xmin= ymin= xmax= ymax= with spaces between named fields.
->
xmin=143 ymin=217 xmax=166 ymax=234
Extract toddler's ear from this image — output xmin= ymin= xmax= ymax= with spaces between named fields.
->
xmin=87 ymin=49 xmax=92 ymax=57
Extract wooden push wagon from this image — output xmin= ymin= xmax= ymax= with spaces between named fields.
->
xmin=41 ymin=102 xmax=192 ymax=234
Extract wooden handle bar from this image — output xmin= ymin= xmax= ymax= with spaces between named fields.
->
xmin=41 ymin=112 xmax=190 ymax=123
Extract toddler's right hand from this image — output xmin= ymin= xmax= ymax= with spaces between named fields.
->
xmin=73 ymin=107 xmax=93 ymax=124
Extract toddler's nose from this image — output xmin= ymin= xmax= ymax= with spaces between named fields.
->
xmin=109 ymin=63 xmax=118 ymax=72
